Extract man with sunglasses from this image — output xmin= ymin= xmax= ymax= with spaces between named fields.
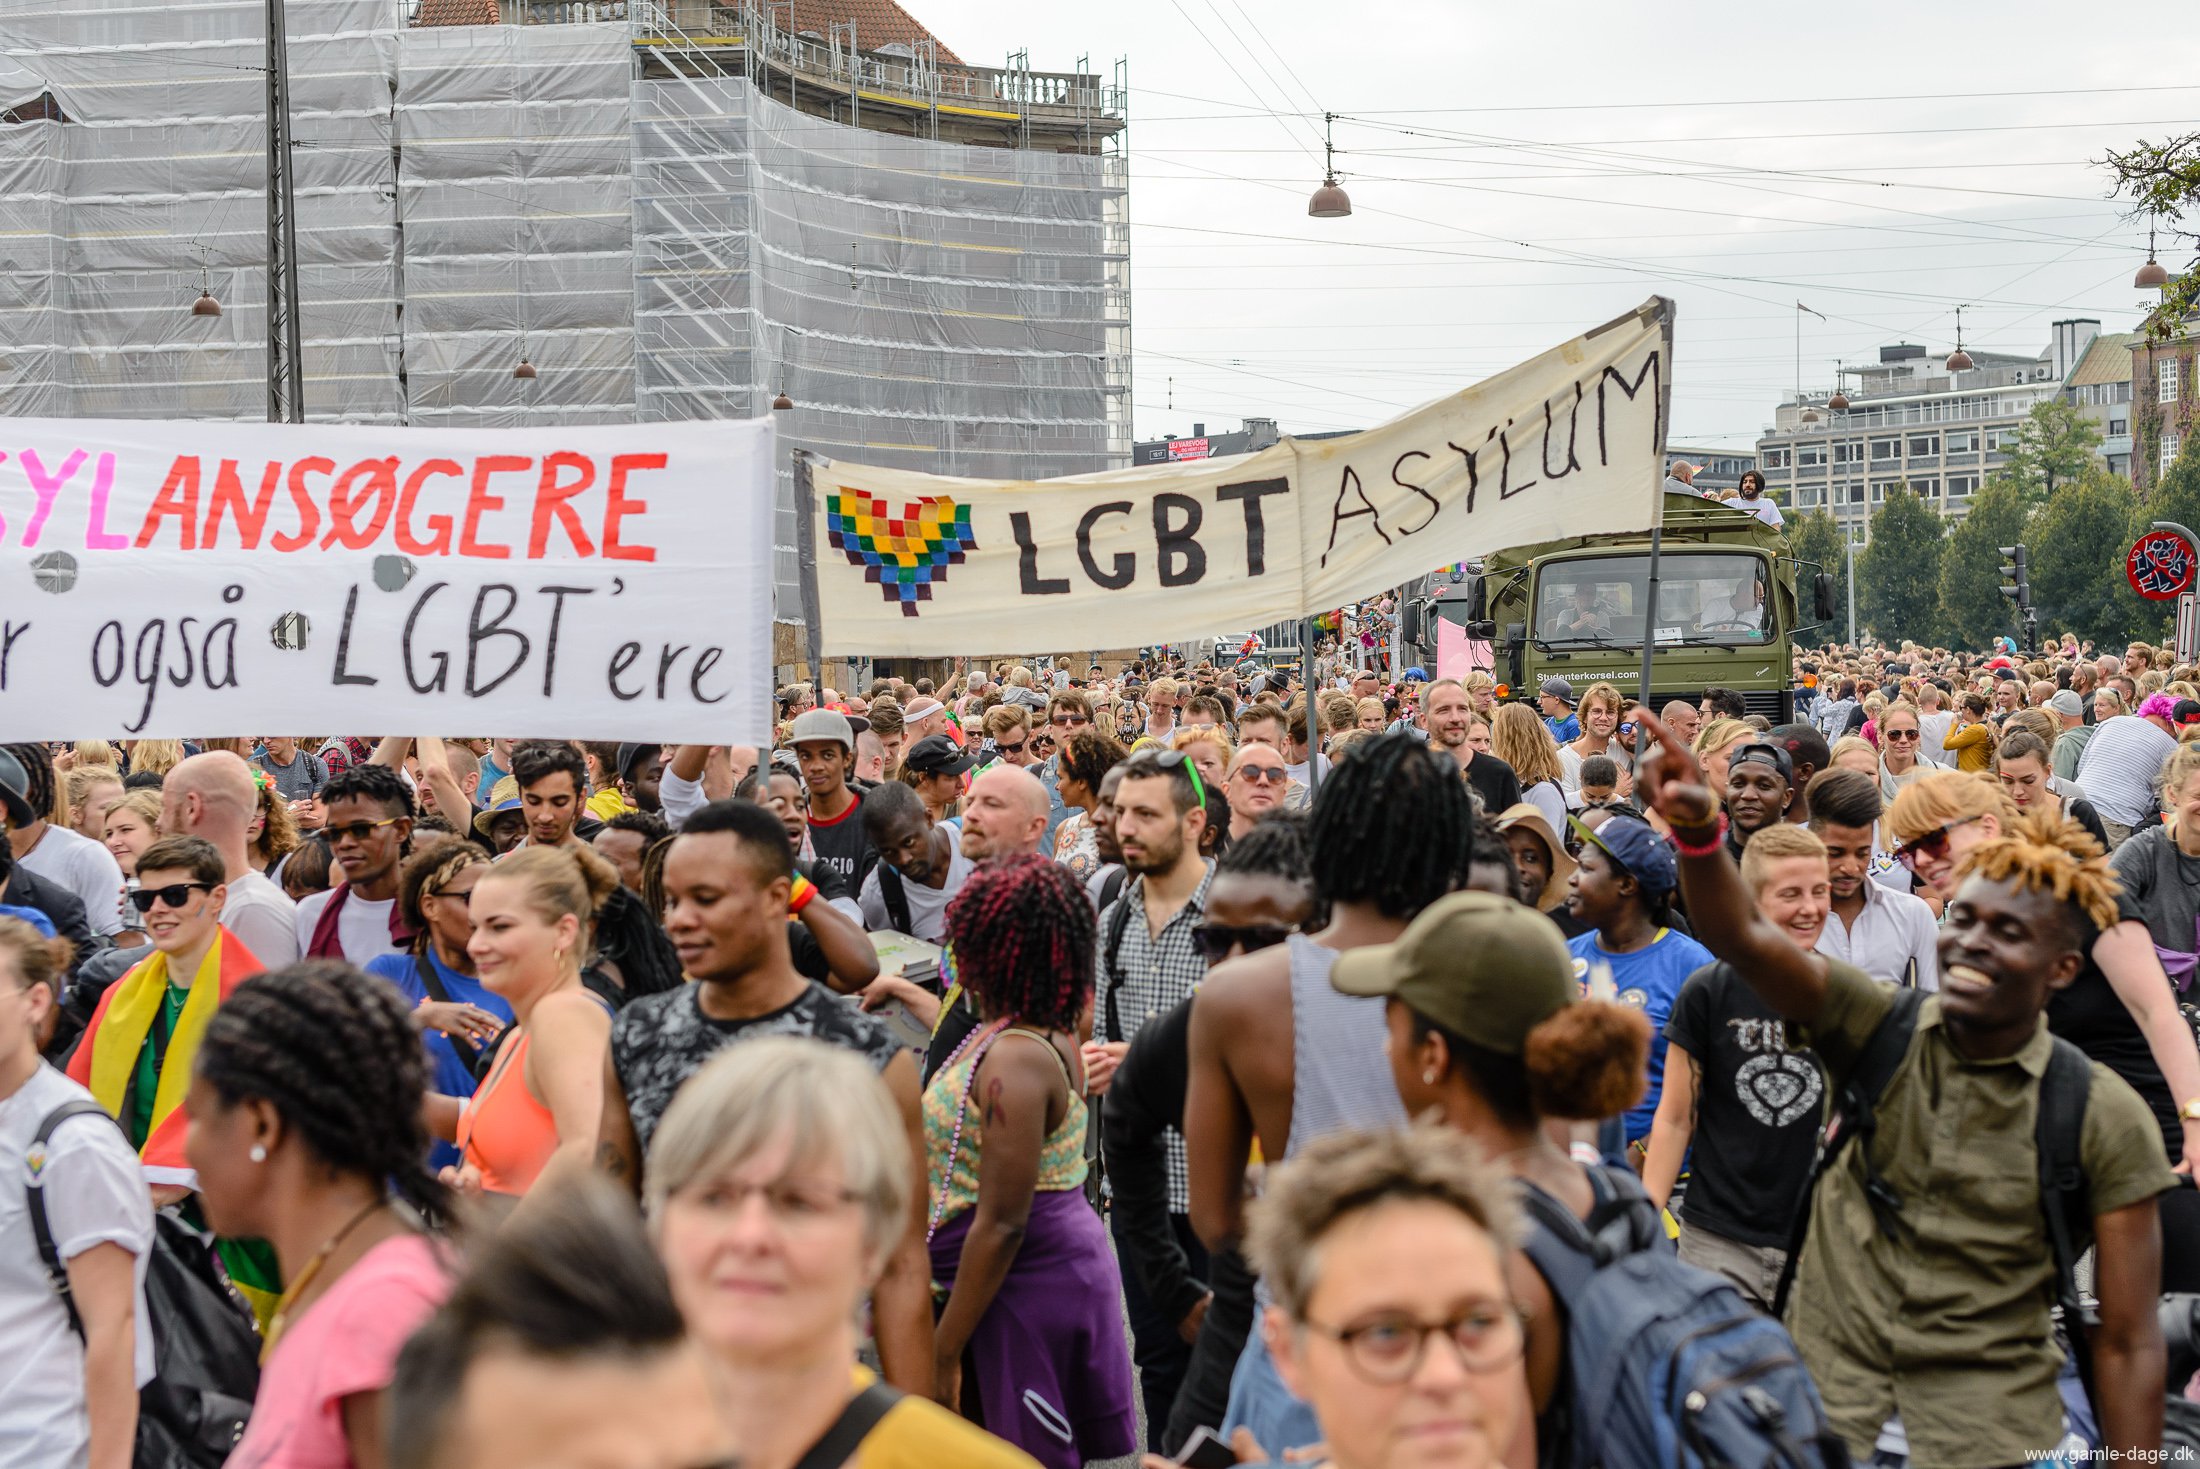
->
xmin=295 ymin=764 xmax=416 ymax=969
xmin=1223 ymin=744 xmax=1290 ymax=842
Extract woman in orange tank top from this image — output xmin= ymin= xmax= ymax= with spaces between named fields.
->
xmin=444 ymin=845 xmax=619 ymax=1212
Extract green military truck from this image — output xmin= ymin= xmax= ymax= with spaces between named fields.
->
xmin=1403 ymin=489 xmax=1836 ymax=725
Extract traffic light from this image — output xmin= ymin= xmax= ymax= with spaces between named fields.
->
xmin=1998 ymin=544 xmax=2031 ymax=610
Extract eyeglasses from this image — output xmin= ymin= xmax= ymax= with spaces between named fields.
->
xmin=1305 ymin=1305 xmax=1527 ymax=1384
xmin=129 ymin=882 xmax=213 ymax=913
xmin=431 ymin=887 xmax=473 ymax=905
xmin=684 ymin=1177 xmax=861 ymax=1228
xmin=1126 ymin=748 xmax=1209 ymax=809
xmin=1893 ymin=813 xmax=1982 ymax=871
xmin=324 ymin=816 xmax=406 ymax=844
xmin=997 ymin=739 xmax=1028 ymax=756
xmin=1192 ymin=923 xmax=1296 ymax=962
xmin=1883 ymin=729 xmax=1919 ymax=742
xmin=1233 ymin=764 xmax=1288 ymax=786
xmin=1051 ymin=712 xmax=1090 ymax=728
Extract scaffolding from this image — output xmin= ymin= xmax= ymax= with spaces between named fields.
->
xmin=0 ymin=0 xmax=1129 ymax=621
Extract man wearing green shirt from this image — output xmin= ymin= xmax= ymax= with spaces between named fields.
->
xmin=1636 ymin=711 xmax=2175 ymax=1467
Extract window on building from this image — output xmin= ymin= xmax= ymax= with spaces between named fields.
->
xmin=1798 ymin=445 xmax=1825 ymax=468
xmin=1947 ymin=473 xmax=1978 ymax=497
xmin=1797 ymin=486 xmax=1820 ymax=508
xmin=2162 ymin=358 xmax=2182 ymax=404
xmin=2167 ymin=434 xmax=2184 ymax=476
xmin=1870 ymin=437 xmax=1900 ymax=460
xmin=1761 ymin=447 xmax=1789 ymax=469
xmin=1946 ymin=430 xmax=1979 ymax=453
xmin=1847 ymin=483 xmax=1865 ymax=504
xmin=1910 ymin=478 xmax=1939 ymax=498
xmin=1833 ymin=441 xmax=1862 ymax=464
xmin=1907 ymin=434 xmax=1940 ymax=457
xmin=2110 ymin=416 xmax=2128 ymax=436
xmin=1984 ymin=427 xmax=2016 ymax=452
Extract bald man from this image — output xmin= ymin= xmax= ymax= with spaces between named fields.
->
xmin=163 ymin=751 xmax=300 ymax=963
xmin=958 ymin=765 xmax=1050 ymax=862
xmin=1660 ymin=700 xmax=1702 ymax=747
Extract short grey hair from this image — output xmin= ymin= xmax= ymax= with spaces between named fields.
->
xmin=644 ymin=1037 xmax=911 ymax=1267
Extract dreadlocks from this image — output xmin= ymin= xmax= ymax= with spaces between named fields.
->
xmin=1955 ymin=808 xmax=2121 ymax=944
xmin=3 ymin=742 xmax=62 ymax=826
xmin=942 ymin=853 xmax=1093 ymax=1033
xmin=1309 ymin=733 xmax=1471 ymax=919
xmin=196 ymin=960 xmax=451 ymax=1220
xmin=1217 ymin=808 xmax=1310 ymax=882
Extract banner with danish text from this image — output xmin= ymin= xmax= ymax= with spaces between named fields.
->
xmin=809 ymin=298 xmax=1674 ymax=656
xmin=0 ymin=417 xmax=776 ymax=741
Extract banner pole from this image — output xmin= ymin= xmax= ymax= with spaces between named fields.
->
xmin=1303 ymin=615 xmax=1321 ymax=800
xmin=792 ymin=450 xmax=825 ymax=692
xmin=1637 ymin=527 xmax=1662 ymax=716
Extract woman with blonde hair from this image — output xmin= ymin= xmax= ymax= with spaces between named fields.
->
xmin=65 ymin=764 xmax=125 ymax=842
xmin=1168 ymin=722 xmax=1235 ymax=795
xmin=1354 ymin=696 xmax=1387 ymax=732
xmin=126 ymin=738 xmax=184 ymax=780
xmin=72 ymin=738 xmax=119 ymax=771
xmin=1490 ymin=703 xmax=1568 ymax=834
xmin=1692 ymin=716 xmax=1755 ymax=799
xmin=1876 ymin=701 xmax=1928 ymax=799
xmin=1828 ymin=735 xmax=1881 ymax=778
xmin=649 ymin=1038 xmax=1037 ymax=1465
xmin=440 ymin=844 xmax=618 ymax=1213
xmin=1888 ymin=768 xmax=2200 ymax=1182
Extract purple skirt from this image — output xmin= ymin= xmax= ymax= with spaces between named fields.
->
xmin=930 ymin=1187 xmax=1138 ymax=1468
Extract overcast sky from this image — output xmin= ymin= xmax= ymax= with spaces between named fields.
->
xmin=923 ymin=0 xmax=2200 ymax=453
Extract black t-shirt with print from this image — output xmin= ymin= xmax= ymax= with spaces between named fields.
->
xmin=806 ymin=790 xmax=877 ymax=896
xmin=1663 ymin=961 xmax=1825 ymax=1249
xmin=610 ymin=980 xmax=906 ymax=1155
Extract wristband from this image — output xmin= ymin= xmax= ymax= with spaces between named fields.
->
xmin=1668 ymin=812 xmax=1729 ymax=859
xmin=788 ymin=873 xmax=818 ymax=915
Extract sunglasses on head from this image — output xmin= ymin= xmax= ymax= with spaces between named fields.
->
xmin=1893 ymin=814 xmax=1982 ymax=871
xmin=1129 ymin=747 xmax=1209 ymax=809
xmin=1192 ymin=922 xmax=1296 ymax=962
xmin=130 ymin=882 xmax=213 ymax=913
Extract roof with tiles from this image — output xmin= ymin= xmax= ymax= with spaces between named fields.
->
xmin=783 ymin=0 xmax=962 ymax=65
xmin=414 ymin=0 xmax=501 ymax=23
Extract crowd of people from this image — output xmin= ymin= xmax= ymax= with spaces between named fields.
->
xmin=10 ymin=626 xmax=2200 ymax=1468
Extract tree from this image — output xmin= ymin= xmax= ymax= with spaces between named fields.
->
xmin=1936 ymin=481 xmax=2030 ymax=649
xmin=2029 ymin=470 xmax=2154 ymax=647
xmin=1997 ymin=400 xmax=2103 ymax=507
xmin=1855 ymin=488 xmax=1944 ymax=645
xmin=1786 ymin=509 xmax=1849 ymax=647
xmin=2106 ymin=132 xmax=2200 ymax=341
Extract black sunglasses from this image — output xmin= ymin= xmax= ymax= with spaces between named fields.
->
xmin=130 ymin=882 xmax=213 ymax=913
xmin=1192 ymin=923 xmax=1295 ymax=962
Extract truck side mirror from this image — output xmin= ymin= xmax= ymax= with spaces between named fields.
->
xmin=1503 ymin=622 xmax=1525 ymax=647
xmin=1461 ymin=573 xmax=1487 ymax=622
xmin=1401 ymin=600 xmax=1424 ymax=644
xmin=1813 ymin=573 xmax=1837 ymax=621
xmin=1467 ymin=620 xmax=1498 ymax=640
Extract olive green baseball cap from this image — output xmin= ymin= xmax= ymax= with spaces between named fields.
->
xmin=1330 ymin=890 xmax=1576 ymax=1055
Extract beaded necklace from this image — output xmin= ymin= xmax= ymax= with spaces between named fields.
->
xmin=926 ymin=1016 xmax=1011 ymax=1241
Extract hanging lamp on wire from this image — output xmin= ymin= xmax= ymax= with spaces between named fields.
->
xmin=772 ymin=385 xmax=794 ymax=411
xmin=1945 ymin=305 xmax=1975 ymax=373
xmin=1828 ymin=361 xmax=1849 ymax=413
xmin=190 ymin=253 xmax=221 ymax=317
xmin=513 ymin=353 xmax=537 ymax=380
xmin=2136 ymin=226 xmax=2171 ymax=290
xmin=1308 ymin=112 xmax=1351 ymax=219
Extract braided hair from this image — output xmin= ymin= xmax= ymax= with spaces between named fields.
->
xmin=195 ymin=960 xmax=451 ymax=1220
xmin=942 ymin=853 xmax=1093 ymax=1032
xmin=396 ymin=836 xmax=491 ymax=952
xmin=3 ymin=742 xmax=62 ymax=826
xmin=1309 ymin=733 xmax=1471 ymax=919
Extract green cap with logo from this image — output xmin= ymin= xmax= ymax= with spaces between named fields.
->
xmin=1330 ymin=890 xmax=1576 ymax=1055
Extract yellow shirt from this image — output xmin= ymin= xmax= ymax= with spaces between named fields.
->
xmin=585 ymin=787 xmax=632 ymax=821
xmin=1941 ymin=720 xmax=1992 ymax=772
xmin=848 ymin=1368 xmax=1038 ymax=1468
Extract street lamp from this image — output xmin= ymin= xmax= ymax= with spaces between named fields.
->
xmin=1946 ymin=305 xmax=1975 ymax=373
xmin=1829 ymin=361 xmax=1849 ymax=413
xmin=2137 ymin=226 xmax=2170 ymax=290
xmin=1308 ymin=112 xmax=1351 ymax=219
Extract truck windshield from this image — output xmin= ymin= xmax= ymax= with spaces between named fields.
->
xmin=1534 ymin=553 xmax=1769 ymax=645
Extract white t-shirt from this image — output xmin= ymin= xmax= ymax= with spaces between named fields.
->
xmin=0 ymin=1065 xmax=155 ymax=1469
xmin=221 ymin=870 xmax=299 ymax=967
xmin=15 ymin=826 xmax=126 ymax=937
xmin=858 ymin=843 xmax=975 ymax=942
xmin=1737 ymin=495 xmax=1784 ymax=529
xmin=293 ymin=888 xmax=404 ymax=969
xmin=1916 ymin=711 xmax=1956 ymax=767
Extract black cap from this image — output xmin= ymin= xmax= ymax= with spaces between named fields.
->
xmin=0 ymin=747 xmax=33 ymax=828
xmin=1728 ymin=740 xmax=1794 ymax=784
xmin=902 ymin=733 xmax=977 ymax=777
xmin=2175 ymin=699 xmax=2200 ymax=729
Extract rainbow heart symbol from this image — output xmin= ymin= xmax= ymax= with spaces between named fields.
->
xmin=824 ymin=489 xmax=977 ymax=617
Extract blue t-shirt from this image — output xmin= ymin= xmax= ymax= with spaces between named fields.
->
xmin=364 ymin=950 xmax=513 ymax=1170
xmin=1567 ymin=926 xmax=1715 ymax=1142
xmin=1545 ymin=713 xmax=1582 ymax=742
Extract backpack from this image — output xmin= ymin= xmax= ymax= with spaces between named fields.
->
xmin=877 ymin=862 xmax=916 ymax=937
xmin=1770 ymin=986 xmax=2098 ymax=1410
xmin=28 ymin=1099 xmax=261 ymax=1469
xmin=1521 ymin=1165 xmax=1848 ymax=1469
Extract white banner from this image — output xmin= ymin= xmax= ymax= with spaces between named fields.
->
xmin=0 ymin=418 xmax=776 ymax=741
xmin=810 ymin=299 xmax=1672 ymax=656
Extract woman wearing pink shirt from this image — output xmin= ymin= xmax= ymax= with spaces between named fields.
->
xmin=186 ymin=961 xmax=454 ymax=1469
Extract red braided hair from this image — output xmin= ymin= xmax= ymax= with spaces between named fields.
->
xmin=943 ymin=854 xmax=1094 ymax=1032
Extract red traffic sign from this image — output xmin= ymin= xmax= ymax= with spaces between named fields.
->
xmin=2129 ymin=530 xmax=2199 ymax=600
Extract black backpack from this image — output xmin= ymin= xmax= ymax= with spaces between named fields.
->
xmin=877 ymin=862 xmax=916 ymax=937
xmin=1772 ymin=988 xmax=2097 ymax=1405
xmin=28 ymin=1100 xmax=261 ymax=1468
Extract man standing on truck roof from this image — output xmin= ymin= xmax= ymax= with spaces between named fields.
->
xmin=1734 ymin=469 xmax=1784 ymax=529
